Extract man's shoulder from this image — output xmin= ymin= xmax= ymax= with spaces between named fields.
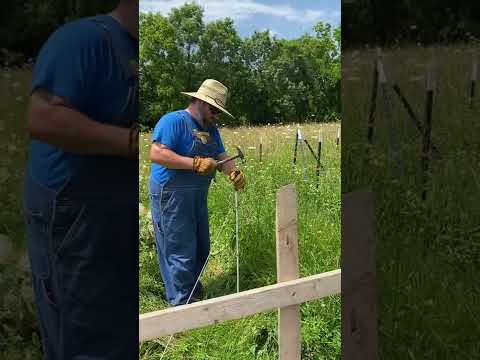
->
xmin=38 ymin=16 xmax=109 ymax=55
xmin=159 ymin=110 xmax=187 ymax=125
xmin=59 ymin=16 xmax=106 ymax=34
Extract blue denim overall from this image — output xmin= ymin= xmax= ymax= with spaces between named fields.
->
xmin=23 ymin=15 xmax=138 ymax=360
xmin=150 ymin=114 xmax=219 ymax=306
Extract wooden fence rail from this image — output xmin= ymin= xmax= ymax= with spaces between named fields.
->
xmin=139 ymin=270 xmax=341 ymax=342
xmin=139 ymin=184 xmax=342 ymax=359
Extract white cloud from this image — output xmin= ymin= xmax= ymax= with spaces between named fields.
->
xmin=140 ymin=0 xmax=339 ymax=25
xmin=261 ymin=28 xmax=279 ymax=38
xmin=304 ymin=10 xmax=325 ymax=22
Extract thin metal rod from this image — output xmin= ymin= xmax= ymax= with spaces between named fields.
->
xmin=293 ymin=130 xmax=299 ymax=164
xmin=367 ymin=60 xmax=378 ymax=144
xmin=316 ymin=137 xmax=322 ymax=189
xmin=422 ymin=64 xmax=435 ymax=201
xmin=470 ymin=80 xmax=476 ymax=108
xmin=160 ymin=251 xmax=211 ymax=359
xmin=235 ymin=191 xmax=239 ymax=293
xmin=187 ymin=253 xmax=210 ymax=304
xmin=299 ymin=133 xmax=307 ymax=181
xmin=471 ymin=57 xmax=477 ymax=108
xmin=392 ymin=84 xmax=440 ymax=158
xmin=422 ymin=88 xmax=434 ymax=201
xmin=156 ymin=198 xmax=237 ymax=357
xmin=303 ymin=138 xmax=318 ymax=161
xmin=259 ymin=141 xmax=263 ymax=162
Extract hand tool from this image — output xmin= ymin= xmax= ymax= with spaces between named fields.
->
xmin=216 ymin=146 xmax=244 ymax=166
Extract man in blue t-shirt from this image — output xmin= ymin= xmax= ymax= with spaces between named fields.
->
xmin=23 ymin=1 xmax=139 ymax=358
xmin=149 ymin=79 xmax=246 ymax=306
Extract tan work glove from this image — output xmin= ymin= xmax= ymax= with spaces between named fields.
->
xmin=229 ymin=169 xmax=246 ymax=192
xmin=193 ymin=156 xmax=217 ymax=175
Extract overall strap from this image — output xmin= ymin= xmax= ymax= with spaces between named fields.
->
xmin=88 ymin=15 xmax=138 ymax=127
xmin=88 ymin=15 xmax=135 ymax=80
xmin=181 ymin=110 xmax=196 ymax=133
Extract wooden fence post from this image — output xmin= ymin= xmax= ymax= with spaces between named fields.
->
xmin=276 ymin=184 xmax=301 ymax=360
xmin=342 ymin=191 xmax=377 ymax=360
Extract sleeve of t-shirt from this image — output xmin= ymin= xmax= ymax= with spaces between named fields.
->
xmin=30 ymin=20 xmax=105 ymax=111
xmin=151 ymin=113 xmax=182 ymax=151
xmin=211 ymin=126 xmax=226 ymax=155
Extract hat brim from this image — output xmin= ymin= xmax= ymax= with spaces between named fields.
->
xmin=181 ymin=92 xmax=234 ymax=118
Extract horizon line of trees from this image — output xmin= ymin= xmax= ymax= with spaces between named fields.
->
xmin=1 ymin=0 xmax=119 ymax=66
xmin=140 ymin=3 xmax=341 ymax=127
xmin=343 ymin=0 xmax=480 ymax=48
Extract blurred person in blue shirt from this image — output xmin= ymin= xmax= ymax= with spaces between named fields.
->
xmin=149 ymin=79 xmax=246 ymax=306
xmin=23 ymin=0 xmax=139 ymax=358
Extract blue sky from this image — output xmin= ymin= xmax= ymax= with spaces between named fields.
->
xmin=140 ymin=0 xmax=340 ymax=39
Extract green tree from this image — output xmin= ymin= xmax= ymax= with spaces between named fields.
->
xmin=239 ymin=31 xmax=279 ymax=124
xmin=1 ymin=0 xmax=118 ymax=64
xmin=139 ymin=12 xmax=184 ymax=125
xmin=139 ymin=3 xmax=341 ymax=126
xmin=197 ymin=18 xmax=245 ymax=124
xmin=168 ymin=2 xmax=204 ymax=91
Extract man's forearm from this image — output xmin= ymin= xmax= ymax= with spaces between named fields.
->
xmin=150 ymin=145 xmax=194 ymax=170
xmin=27 ymin=91 xmax=136 ymax=158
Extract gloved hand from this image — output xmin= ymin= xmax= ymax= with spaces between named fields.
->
xmin=193 ymin=156 xmax=217 ymax=175
xmin=229 ymin=169 xmax=246 ymax=192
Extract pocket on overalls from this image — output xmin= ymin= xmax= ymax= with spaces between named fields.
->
xmin=23 ymin=176 xmax=60 ymax=308
xmin=51 ymin=197 xmax=87 ymax=258
xmin=160 ymin=190 xmax=176 ymax=214
xmin=151 ymin=189 xmax=177 ymax=237
xmin=162 ymin=189 xmax=180 ymax=226
xmin=24 ymin=208 xmax=51 ymax=280
xmin=149 ymin=193 xmax=163 ymax=236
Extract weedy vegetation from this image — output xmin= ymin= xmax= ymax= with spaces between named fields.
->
xmin=343 ymin=46 xmax=480 ymax=358
xmin=139 ymin=123 xmax=341 ymax=359
xmin=0 ymin=68 xmax=43 ymax=359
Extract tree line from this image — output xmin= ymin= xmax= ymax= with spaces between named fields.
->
xmin=343 ymin=0 xmax=480 ymax=47
xmin=1 ymin=0 xmax=118 ymax=66
xmin=140 ymin=3 xmax=340 ymax=127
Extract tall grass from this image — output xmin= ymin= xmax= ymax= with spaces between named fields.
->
xmin=0 ymin=68 xmax=42 ymax=359
xmin=343 ymin=46 xmax=480 ymax=358
xmin=139 ymin=123 xmax=341 ymax=359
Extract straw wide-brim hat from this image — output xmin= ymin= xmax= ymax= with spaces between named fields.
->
xmin=181 ymin=79 xmax=234 ymax=118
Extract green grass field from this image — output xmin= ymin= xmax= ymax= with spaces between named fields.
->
xmin=343 ymin=46 xmax=480 ymax=358
xmin=0 ymin=68 xmax=43 ymax=359
xmin=139 ymin=123 xmax=341 ymax=359
xmin=0 ymin=68 xmax=30 ymax=250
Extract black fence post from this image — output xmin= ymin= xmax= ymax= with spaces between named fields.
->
xmin=470 ymin=58 xmax=477 ymax=108
xmin=422 ymin=65 xmax=435 ymax=201
xmin=367 ymin=60 xmax=378 ymax=144
xmin=316 ymin=133 xmax=322 ymax=189
xmin=392 ymin=84 xmax=441 ymax=158
xmin=303 ymin=138 xmax=318 ymax=161
xmin=293 ymin=129 xmax=299 ymax=165
xmin=259 ymin=136 xmax=263 ymax=163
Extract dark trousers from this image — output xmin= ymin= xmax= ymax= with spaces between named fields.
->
xmin=23 ymin=175 xmax=138 ymax=359
xmin=149 ymin=177 xmax=210 ymax=306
